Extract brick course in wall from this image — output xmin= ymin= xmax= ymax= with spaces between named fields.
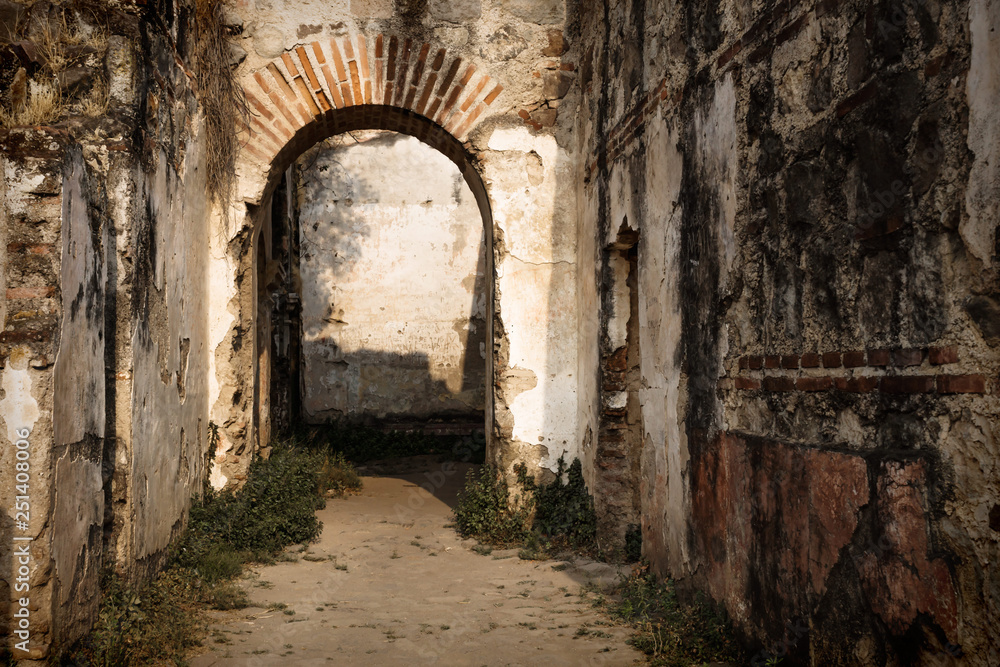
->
xmin=726 ymin=346 xmax=988 ymax=395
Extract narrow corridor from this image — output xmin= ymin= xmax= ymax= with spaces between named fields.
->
xmin=189 ymin=457 xmax=642 ymax=666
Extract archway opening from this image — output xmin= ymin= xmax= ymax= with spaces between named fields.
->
xmin=246 ymin=107 xmax=494 ymax=456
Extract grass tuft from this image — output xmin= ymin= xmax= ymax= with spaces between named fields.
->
xmin=77 ymin=76 xmax=109 ymax=118
xmin=610 ymin=564 xmax=744 ymax=666
xmin=0 ymin=7 xmax=108 ymax=128
xmin=0 ymin=79 xmax=63 ymax=127
xmin=319 ymin=450 xmax=363 ymax=496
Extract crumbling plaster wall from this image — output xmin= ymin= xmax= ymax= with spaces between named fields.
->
xmin=576 ymin=0 xmax=999 ymax=662
xmin=213 ymin=0 xmax=583 ymax=485
xmin=297 ymin=131 xmax=487 ymax=422
xmin=49 ymin=148 xmax=106 ymax=651
xmin=95 ymin=0 xmax=213 ymax=585
xmin=574 ymin=0 xmax=702 ymax=566
xmin=0 ymin=131 xmax=78 ymax=661
xmin=2 ymin=0 xmax=213 ymax=657
xmin=125 ymin=133 xmax=211 ymax=573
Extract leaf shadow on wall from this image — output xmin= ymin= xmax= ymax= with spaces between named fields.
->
xmin=293 ymin=131 xmax=488 ymax=423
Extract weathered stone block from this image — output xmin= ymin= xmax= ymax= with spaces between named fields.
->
xmin=542 ymin=29 xmax=566 ymax=56
xmin=501 ymin=0 xmax=563 ymax=24
xmin=529 ymin=107 xmax=557 ymax=128
xmin=965 ymin=294 xmax=1000 ymax=342
xmin=429 ymin=0 xmax=480 ymax=22
xmin=479 ymin=24 xmax=527 ymax=61
xmin=542 ymin=70 xmax=573 ymax=100
xmin=252 ymin=26 xmax=287 ymax=58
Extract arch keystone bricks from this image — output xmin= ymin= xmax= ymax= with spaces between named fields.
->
xmin=235 ymin=33 xmax=503 ymax=186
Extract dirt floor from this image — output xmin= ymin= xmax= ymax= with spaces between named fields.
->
xmin=187 ymin=457 xmax=645 ymax=666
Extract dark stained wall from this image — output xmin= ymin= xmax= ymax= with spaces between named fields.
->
xmin=574 ymin=0 xmax=1000 ymax=662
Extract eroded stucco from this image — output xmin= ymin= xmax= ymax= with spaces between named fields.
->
xmin=297 ymin=131 xmax=487 ymax=421
xmin=963 ymin=0 xmax=1000 ymax=265
xmin=575 ymin=0 xmax=1000 ymax=661
xmin=49 ymin=149 xmax=105 ymax=647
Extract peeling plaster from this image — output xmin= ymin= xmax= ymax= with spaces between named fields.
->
xmin=0 ymin=351 xmax=41 ymax=443
xmin=297 ymin=133 xmax=487 ymax=421
xmin=963 ymin=0 xmax=1000 ymax=264
xmin=637 ymin=114 xmax=688 ymax=573
xmin=53 ymin=150 xmax=105 ymax=447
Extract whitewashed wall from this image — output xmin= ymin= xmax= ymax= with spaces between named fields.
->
xmin=297 ymin=131 xmax=487 ymax=421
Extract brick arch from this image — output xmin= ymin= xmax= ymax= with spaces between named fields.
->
xmin=230 ymin=34 xmax=506 ymax=467
xmin=235 ymin=33 xmax=505 ymax=189
xmin=249 ymin=105 xmax=493 ymax=222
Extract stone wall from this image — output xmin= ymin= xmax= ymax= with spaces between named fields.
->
xmin=1 ymin=0 xmax=213 ymax=657
xmin=575 ymin=0 xmax=1000 ymax=662
xmin=218 ymin=0 xmax=583 ymax=483
xmin=0 ymin=130 xmax=86 ymax=660
xmin=296 ymin=131 xmax=487 ymax=423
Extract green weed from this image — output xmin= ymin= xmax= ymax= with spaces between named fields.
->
xmin=625 ymin=523 xmax=643 ymax=562
xmin=453 ymin=456 xmax=597 ymax=556
xmin=319 ymin=451 xmax=363 ymax=496
xmin=531 ymin=457 xmax=597 ymax=549
xmin=176 ymin=442 xmax=329 ymax=567
xmin=195 ymin=543 xmax=248 ymax=584
xmin=453 ymin=464 xmax=533 ymax=545
xmin=611 ymin=564 xmax=743 ymax=667
xmin=72 ymin=567 xmax=204 ymax=667
xmin=67 ymin=432 xmax=341 ymax=665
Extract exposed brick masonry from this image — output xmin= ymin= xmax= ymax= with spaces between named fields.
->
xmin=238 ymin=33 xmax=504 ymax=172
xmin=727 ymin=346 xmax=988 ymax=394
